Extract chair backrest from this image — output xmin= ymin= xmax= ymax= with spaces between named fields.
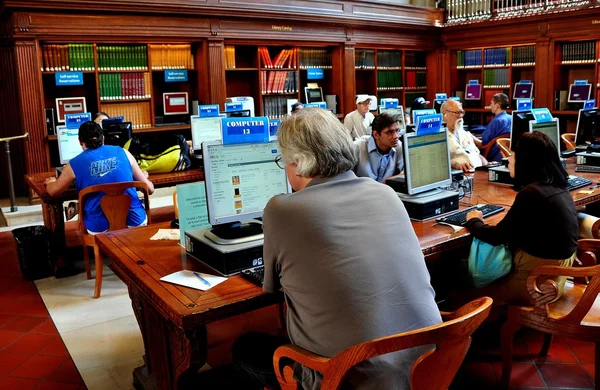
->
xmin=496 ymin=138 xmax=511 ymax=158
xmin=274 ymin=297 xmax=492 ymax=390
xmin=561 ymin=133 xmax=576 ymax=150
xmin=173 ymin=190 xmax=179 ymax=219
xmin=78 ymin=181 xmax=151 ymax=233
xmin=481 ymin=133 xmax=510 ymax=159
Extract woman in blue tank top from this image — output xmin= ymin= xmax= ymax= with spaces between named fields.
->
xmin=45 ymin=121 xmax=155 ymax=234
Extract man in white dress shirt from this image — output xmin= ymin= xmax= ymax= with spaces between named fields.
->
xmin=441 ymin=99 xmax=487 ymax=171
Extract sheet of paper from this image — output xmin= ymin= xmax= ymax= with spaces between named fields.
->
xmin=160 ymin=270 xmax=227 ymax=291
xmin=436 ymin=221 xmax=465 ymax=233
xmin=176 ymin=182 xmax=212 ymax=247
xmin=150 ymin=229 xmax=180 ymax=240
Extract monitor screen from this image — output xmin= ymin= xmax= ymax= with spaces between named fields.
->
xmin=575 ymin=108 xmax=600 ymax=146
xmin=103 ymin=122 xmax=132 ymax=147
xmin=57 ymin=126 xmax=82 ymax=165
xmin=305 ymin=87 xmax=324 ymax=103
xmin=202 ymin=141 xmax=290 ymax=226
xmin=225 ymin=110 xmax=251 ymax=118
xmin=412 ymin=109 xmax=436 ymax=124
xmin=510 ymin=110 xmax=534 ymax=151
xmin=379 ymin=106 xmax=406 ymax=130
xmin=513 ymin=83 xmax=534 ymax=99
xmin=465 ymin=84 xmax=482 ymax=100
xmin=568 ymin=84 xmax=592 ymax=103
xmin=402 ymin=131 xmax=452 ymax=195
xmin=191 ymin=116 xmax=222 ymax=151
xmin=530 ymin=119 xmax=560 ymax=157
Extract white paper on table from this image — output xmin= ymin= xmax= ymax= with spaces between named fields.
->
xmin=150 ymin=229 xmax=180 ymax=241
xmin=436 ymin=221 xmax=465 ymax=233
xmin=160 ymin=270 xmax=228 ymax=291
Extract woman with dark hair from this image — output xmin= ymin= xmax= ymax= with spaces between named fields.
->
xmin=464 ymin=131 xmax=578 ymax=306
xmin=45 ymin=121 xmax=154 ymax=234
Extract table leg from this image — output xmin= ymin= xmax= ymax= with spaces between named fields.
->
xmin=129 ymin=284 xmax=207 ymax=390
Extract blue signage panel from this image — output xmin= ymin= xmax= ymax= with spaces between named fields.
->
xmin=199 ymin=104 xmax=220 ymax=118
xmin=221 ymin=116 xmax=269 ymax=145
xmin=307 ymin=68 xmax=324 ymax=80
xmin=55 ymin=72 xmax=83 ymax=86
xmin=574 ymin=79 xmax=589 ymax=86
xmin=380 ymin=98 xmax=399 ymax=109
xmin=520 ymin=80 xmax=532 ymax=84
xmin=305 ymin=102 xmax=327 ymax=109
xmin=225 ymin=102 xmax=243 ymax=112
xmin=468 ymin=80 xmax=479 ymax=85
xmin=584 ymin=99 xmax=596 ymax=110
xmin=531 ymin=108 xmax=552 ymax=123
xmin=435 ymin=93 xmax=448 ymax=101
xmin=164 ymin=69 xmax=188 ymax=82
xmin=413 ymin=109 xmax=436 ymax=122
xmin=65 ymin=112 xmax=92 ymax=129
xmin=269 ymin=119 xmax=281 ymax=137
xmin=415 ymin=114 xmax=443 ymax=136
xmin=517 ymin=99 xmax=533 ymax=110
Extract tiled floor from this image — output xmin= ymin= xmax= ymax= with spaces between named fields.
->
xmin=0 ymin=231 xmax=87 ymax=390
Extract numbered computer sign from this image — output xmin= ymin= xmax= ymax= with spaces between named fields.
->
xmin=221 ymin=116 xmax=269 ymax=144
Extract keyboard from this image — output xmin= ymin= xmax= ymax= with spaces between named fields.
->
xmin=567 ymin=175 xmax=594 ymax=191
xmin=435 ymin=204 xmax=505 ymax=227
xmin=240 ymin=266 xmax=264 ymax=286
xmin=475 ymin=162 xmax=503 ymax=172
xmin=575 ymin=166 xmax=600 ymax=173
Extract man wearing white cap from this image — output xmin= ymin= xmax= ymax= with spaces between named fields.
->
xmin=343 ymin=95 xmax=375 ymax=139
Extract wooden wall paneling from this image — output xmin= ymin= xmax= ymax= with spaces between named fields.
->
xmin=534 ymin=37 xmax=552 ymax=110
xmin=0 ymin=46 xmax=27 ymax=197
xmin=195 ymin=40 xmax=210 ymax=108
xmin=207 ymin=38 xmax=227 ymax=110
xmin=330 ymin=44 xmax=344 ymax=116
xmin=217 ymin=18 xmax=347 ymax=43
xmin=426 ymin=50 xmax=442 ymax=103
xmin=342 ymin=42 xmax=356 ymax=118
xmin=14 ymin=40 xmax=47 ymax=202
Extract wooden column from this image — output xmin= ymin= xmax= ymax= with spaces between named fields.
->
xmin=342 ymin=42 xmax=356 ymax=117
xmin=534 ymin=35 xmax=552 ymax=109
xmin=14 ymin=40 xmax=48 ymax=202
xmin=207 ymin=38 xmax=226 ymax=110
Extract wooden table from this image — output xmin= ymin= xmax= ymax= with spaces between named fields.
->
xmin=24 ymin=169 xmax=204 ymax=250
xmin=95 ymin=162 xmax=600 ymax=390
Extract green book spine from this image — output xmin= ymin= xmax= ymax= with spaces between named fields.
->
xmin=86 ymin=44 xmax=92 ymax=71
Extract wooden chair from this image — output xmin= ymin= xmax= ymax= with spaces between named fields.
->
xmin=173 ymin=190 xmax=179 ymax=219
xmin=500 ymin=239 xmax=600 ymax=389
xmin=273 ymin=297 xmax=492 ymax=390
xmin=79 ymin=181 xmax=151 ymax=299
xmin=480 ymin=133 xmax=510 ymax=160
xmin=496 ymin=138 xmax=511 ymax=158
xmin=561 ymin=133 xmax=576 ymax=150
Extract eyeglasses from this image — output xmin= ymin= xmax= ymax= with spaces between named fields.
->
xmin=275 ymin=155 xmax=285 ymax=170
xmin=382 ymin=129 xmax=401 ymax=136
xmin=358 ymin=101 xmax=370 ymax=106
xmin=446 ymin=109 xmax=465 ymax=116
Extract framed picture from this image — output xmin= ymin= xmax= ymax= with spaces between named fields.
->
xmin=55 ymin=97 xmax=87 ymax=123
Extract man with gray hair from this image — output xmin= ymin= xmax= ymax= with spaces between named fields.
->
xmin=441 ymin=99 xmax=487 ymax=171
xmin=232 ymin=108 xmax=441 ymax=390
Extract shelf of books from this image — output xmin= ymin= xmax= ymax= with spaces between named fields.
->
xmin=354 ymin=49 xmax=428 ymax=110
xmin=39 ymin=42 xmax=200 ymax=167
xmin=452 ymin=44 xmax=535 ymax=126
xmin=225 ymin=44 xmax=340 ymax=119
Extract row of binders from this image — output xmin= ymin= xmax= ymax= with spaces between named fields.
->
xmin=406 ymin=71 xmax=427 ymax=89
xmin=355 ymin=49 xmax=376 ymax=69
xmin=261 ymin=71 xmax=298 ymax=94
xmin=483 ymin=48 xmax=510 ymax=67
xmin=99 ymin=73 xmax=151 ymax=101
xmin=457 ymin=49 xmax=484 ymax=68
xmin=97 ymin=45 xmax=147 ymax=71
xmin=377 ymin=51 xmax=401 ymax=69
xmin=148 ymin=44 xmax=194 ymax=70
xmin=41 ymin=44 xmax=94 ymax=72
xmin=512 ymin=46 xmax=536 ymax=66
xmin=299 ymin=48 xmax=333 ymax=69
xmin=405 ymin=52 xmax=427 ymax=69
xmin=100 ymin=102 xmax=152 ymax=130
xmin=483 ymin=68 xmax=509 ymax=88
xmin=562 ymin=41 xmax=596 ymax=64
xmin=377 ymin=71 xmax=403 ymax=90
xmin=263 ymin=96 xmax=291 ymax=119
xmin=259 ymin=47 xmax=298 ymax=69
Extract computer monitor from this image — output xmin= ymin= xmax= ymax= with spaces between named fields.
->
xmin=433 ymin=100 xmax=445 ymax=113
xmin=305 ymin=87 xmax=324 ymax=104
xmin=103 ymin=122 xmax=132 ymax=147
xmin=412 ymin=109 xmax=436 ymax=124
xmin=379 ymin=106 xmax=406 ymax=130
xmin=568 ymin=84 xmax=592 ymax=103
xmin=402 ymin=130 xmax=452 ymax=196
xmin=575 ymin=108 xmax=600 ymax=146
xmin=513 ymin=83 xmax=534 ymax=99
xmin=190 ymin=116 xmax=222 ymax=151
xmin=510 ymin=110 xmax=534 ymax=151
xmin=225 ymin=110 xmax=251 ymax=118
xmin=56 ymin=126 xmax=82 ymax=165
xmin=529 ymin=118 xmax=560 ymax=157
xmin=202 ymin=141 xmax=291 ymax=227
xmin=465 ymin=84 xmax=482 ymax=100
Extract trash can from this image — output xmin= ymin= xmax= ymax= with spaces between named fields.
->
xmin=12 ymin=226 xmax=55 ymax=281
